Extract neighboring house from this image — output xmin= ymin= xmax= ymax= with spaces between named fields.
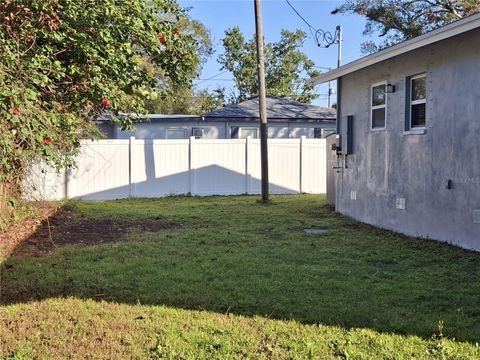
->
xmin=202 ymin=96 xmax=336 ymax=139
xmin=97 ymin=115 xmax=214 ymax=139
xmin=99 ymin=96 xmax=336 ymax=139
xmin=310 ymin=13 xmax=480 ymax=251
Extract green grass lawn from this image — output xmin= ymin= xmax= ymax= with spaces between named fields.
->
xmin=1 ymin=195 xmax=480 ymax=359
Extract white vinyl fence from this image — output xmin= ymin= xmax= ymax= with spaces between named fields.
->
xmin=25 ymin=137 xmax=327 ymax=201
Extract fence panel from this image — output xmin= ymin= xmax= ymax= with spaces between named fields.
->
xmin=302 ymin=139 xmax=327 ymax=194
xmin=192 ymin=139 xmax=247 ymax=195
xmin=23 ymin=137 xmax=327 ymax=200
xmin=67 ymin=140 xmax=130 ymax=200
xmin=23 ymin=162 xmax=66 ymax=201
xmin=248 ymin=139 xmax=301 ymax=194
xmin=132 ymin=139 xmax=190 ymax=197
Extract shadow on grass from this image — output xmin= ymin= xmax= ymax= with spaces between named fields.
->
xmin=1 ymin=196 xmax=480 ymax=344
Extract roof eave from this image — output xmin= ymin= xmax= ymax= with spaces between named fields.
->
xmin=309 ymin=13 xmax=480 ymax=85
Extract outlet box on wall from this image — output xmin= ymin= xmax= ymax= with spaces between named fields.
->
xmin=396 ymin=198 xmax=406 ymax=210
xmin=474 ymin=210 xmax=480 ymax=224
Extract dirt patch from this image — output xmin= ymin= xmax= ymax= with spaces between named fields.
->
xmin=0 ymin=201 xmax=60 ymax=258
xmin=10 ymin=208 xmax=181 ymax=257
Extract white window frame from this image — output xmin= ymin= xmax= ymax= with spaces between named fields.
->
xmin=192 ymin=127 xmax=203 ymax=139
xmin=166 ymin=128 xmax=187 ymax=139
xmin=370 ymin=81 xmax=387 ymax=130
xmin=239 ymin=127 xmax=259 ymax=139
xmin=409 ymin=73 xmax=427 ymax=129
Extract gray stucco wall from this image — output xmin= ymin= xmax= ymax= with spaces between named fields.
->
xmin=336 ymin=28 xmax=480 ymax=250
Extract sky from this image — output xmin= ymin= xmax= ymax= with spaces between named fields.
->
xmin=178 ymin=0 xmax=379 ymax=107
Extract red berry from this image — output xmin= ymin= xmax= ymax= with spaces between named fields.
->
xmin=101 ymin=98 xmax=110 ymax=107
xmin=44 ymin=137 xmax=52 ymax=145
xmin=159 ymin=35 xmax=166 ymax=44
xmin=173 ymin=30 xmax=180 ymax=36
xmin=57 ymin=104 xmax=64 ymax=111
xmin=11 ymin=107 xmax=20 ymax=115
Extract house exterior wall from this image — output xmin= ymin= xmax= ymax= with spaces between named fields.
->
xmin=226 ymin=121 xmax=335 ymax=139
xmin=336 ymin=28 xmax=480 ymax=250
xmin=114 ymin=122 xmax=225 ymax=139
xmin=112 ymin=120 xmax=336 ymax=139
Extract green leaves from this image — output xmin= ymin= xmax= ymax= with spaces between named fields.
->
xmin=218 ymin=27 xmax=319 ymax=104
xmin=0 ymin=0 xmax=199 ymax=188
xmin=332 ymin=0 xmax=480 ymax=53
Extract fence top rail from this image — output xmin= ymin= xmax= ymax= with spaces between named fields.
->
xmin=135 ymin=139 xmax=190 ymax=145
xmin=80 ymin=139 xmax=130 ymax=145
xmin=79 ymin=138 xmax=327 ymax=145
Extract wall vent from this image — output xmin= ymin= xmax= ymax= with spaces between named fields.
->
xmin=350 ymin=191 xmax=357 ymax=200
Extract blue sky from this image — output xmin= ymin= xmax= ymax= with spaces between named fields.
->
xmin=179 ymin=0 xmax=379 ymax=107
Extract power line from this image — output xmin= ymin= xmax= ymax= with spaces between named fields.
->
xmin=284 ymin=0 xmax=341 ymax=49
xmin=313 ymin=65 xmax=332 ymax=71
xmin=284 ymin=0 xmax=316 ymax=35
xmin=194 ymin=78 xmax=234 ymax=82
xmin=194 ymin=70 xmax=230 ymax=86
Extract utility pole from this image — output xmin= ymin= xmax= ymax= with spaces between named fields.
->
xmin=327 ymin=76 xmax=333 ymax=108
xmin=314 ymin=26 xmax=342 ymax=107
xmin=254 ymin=0 xmax=269 ymax=202
xmin=336 ymin=25 xmax=342 ymax=68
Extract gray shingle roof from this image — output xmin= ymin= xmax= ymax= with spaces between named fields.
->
xmin=202 ymin=96 xmax=335 ymax=122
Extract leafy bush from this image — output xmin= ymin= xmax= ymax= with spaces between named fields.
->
xmin=0 ymin=0 xmax=199 ymax=189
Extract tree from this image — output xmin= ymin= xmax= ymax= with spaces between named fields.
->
xmin=332 ymin=0 xmax=480 ymax=53
xmin=143 ymin=16 xmax=217 ymax=115
xmin=145 ymin=88 xmax=225 ymax=115
xmin=0 ymin=0 xmax=199 ymax=190
xmin=218 ymin=27 xmax=320 ymax=103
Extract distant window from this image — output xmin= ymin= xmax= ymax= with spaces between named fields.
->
xmin=166 ymin=128 xmax=187 ymax=139
xmin=230 ymin=126 xmax=239 ymax=139
xmin=409 ymin=74 xmax=426 ymax=128
xmin=192 ymin=127 xmax=203 ymax=139
xmin=371 ymin=83 xmax=386 ymax=129
xmin=239 ymin=127 xmax=258 ymax=139
xmin=314 ymin=128 xmax=322 ymax=138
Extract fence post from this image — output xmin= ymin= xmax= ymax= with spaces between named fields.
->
xmin=64 ymin=168 xmax=69 ymax=199
xmin=129 ymin=136 xmax=135 ymax=197
xmin=245 ymin=136 xmax=251 ymax=194
xmin=299 ymin=136 xmax=305 ymax=194
xmin=189 ymin=136 xmax=196 ymax=196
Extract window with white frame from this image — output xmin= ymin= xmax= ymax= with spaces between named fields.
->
xmin=239 ymin=127 xmax=258 ymax=139
xmin=409 ymin=74 xmax=426 ymax=128
xmin=371 ymin=83 xmax=387 ymax=129
xmin=166 ymin=128 xmax=187 ymax=139
xmin=192 ymin=127 xmax=203 ymax=139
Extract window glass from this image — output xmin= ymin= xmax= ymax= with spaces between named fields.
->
xmin=372 ymin=85 xmax=386 ymax=106
xmin=239 ymin=127 xmax=258 ymax=139
xmin=372 ymin=108 xmax=386 ymax=128
xmin=230 ymin=126 xmax=239 ymax=139
xmin=411 ymin=103 xmax=426 ymax=127
xmin=412 ymin=76 xmax=426 ymax=101
xmin=371 ymin=83 xmax=387 ymax=129
xmin=408 ymin=74 xmax=427 ymax=129
xmin=192 ymin=128 xmax=203 ymax=139
xmin=166 ymin=128 xmax=187 ymax=139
